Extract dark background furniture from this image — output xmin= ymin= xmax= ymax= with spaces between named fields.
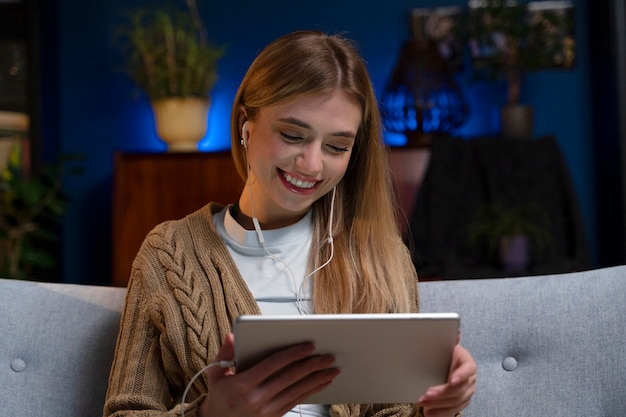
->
xmin=112 ymin=151 xmax=243 ymax=286
xmin=409 ymin=135 xmax=591 ymax=280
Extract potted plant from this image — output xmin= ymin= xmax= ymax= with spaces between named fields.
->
xmin=0 ymin=151 xmax=83 ymax=280
xmin=464 ymin=0 xmax=575 ymax=139
xmin=118 ymin=1 xmax=225 ymax=151
xmin=466 ymin=203 xmax=553 ymax=273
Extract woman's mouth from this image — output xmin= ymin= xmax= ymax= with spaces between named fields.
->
xmin=278 ymin=169 xmax=320 ymax=192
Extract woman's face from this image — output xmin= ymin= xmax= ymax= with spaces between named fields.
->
xmin=241 ymin=89 xmax=361 ymax=228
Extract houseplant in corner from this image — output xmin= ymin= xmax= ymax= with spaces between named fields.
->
xmin=466 ymin=203 xmax=553 ymax=273
xmin=465 ymin=0 xmax=575 ymax=139
xmin=119 ymin=1 xmax=225 ymax=151
xmin=0 ymin=151 xmax=83 ymax=280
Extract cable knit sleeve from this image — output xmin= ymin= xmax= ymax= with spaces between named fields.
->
xmin=103 ymin=222 xmax=206 ymax=417
xmin=103 ymin=204 xmax=258 ymax=417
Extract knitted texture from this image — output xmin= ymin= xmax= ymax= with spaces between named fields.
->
xmin=104 ymin=203 xmax=422 ymax=417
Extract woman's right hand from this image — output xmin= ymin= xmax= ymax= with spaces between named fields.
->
xmin=198 ymin=333 xmax=339 ymax=417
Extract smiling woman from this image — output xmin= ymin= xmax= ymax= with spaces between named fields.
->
xmin=238 ymin=89 xmax=360 ymax=228
xmin=104 ymin=30 xmax=477 ymax=417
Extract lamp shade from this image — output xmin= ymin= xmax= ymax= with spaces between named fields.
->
xmin=380 ymin=9 xmax=469 ymax=146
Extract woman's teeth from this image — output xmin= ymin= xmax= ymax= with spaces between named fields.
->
xmin=283 ymin=172 xmax=316 ymax=189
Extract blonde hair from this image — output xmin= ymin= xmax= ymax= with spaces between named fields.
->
xmin=230 ymin=31 xmax=412 ymax=314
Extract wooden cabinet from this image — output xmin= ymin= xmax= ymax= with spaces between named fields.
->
xmin=112 ymin=151 xmax=244 ymax=287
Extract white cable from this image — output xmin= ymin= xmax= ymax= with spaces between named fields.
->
xmin=244 ymin=152 xmax=306 ymax=312
xmin=180 ymin=360 xmax=234 ymax=417
xmin=252 ymin=186 xmax=336 ymax=315
xmin=180 ymin=361 xmax=307 ymax=417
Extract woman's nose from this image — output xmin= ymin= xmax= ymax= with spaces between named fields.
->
xmin=296 ymin=143 xmax=323 ymax=174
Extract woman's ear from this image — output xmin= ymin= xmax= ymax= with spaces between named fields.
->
xmin=241 ymin=121 xmax=249 ymax=148
xmin=237 ymin=107 xmax=248 ymax=137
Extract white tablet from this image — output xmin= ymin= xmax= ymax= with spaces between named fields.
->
xmin=233 ymin=312 xmax=460 ymax=404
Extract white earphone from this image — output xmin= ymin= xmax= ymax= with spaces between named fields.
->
xmin=241 ymin=121 xmax=249 ymax=148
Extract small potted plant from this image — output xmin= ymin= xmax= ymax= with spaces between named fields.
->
xmin=466 ymin=203 xmax=553 ymax=273
xmin=0 ymin=151 xmax=83 ymax=280
xmin=118 ymin=1 xmax=225 ymax=151
xmin=464 ymin=0 xmax=575 ymax=139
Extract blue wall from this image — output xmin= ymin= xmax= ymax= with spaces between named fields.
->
xmin=56 ymin=0 xmax=594 ymax=284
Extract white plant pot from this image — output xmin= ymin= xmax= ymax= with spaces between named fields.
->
xmin=151 ymin=97 xmax=210 ymax=151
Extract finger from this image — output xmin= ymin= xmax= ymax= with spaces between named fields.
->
xmin=216 ymin=332 xmax=235 ymax=362
xmin=448 ymin=361 xmax=475 ymax=387
xmin=448 ymin=346 xmax=477 ymax=386
xmin=261 ymin=353 xmax=338 ymax=396
xmin=421 ymin=381 xmax=474 ymax=414
xmin=231 ymin=355 xmax=339 ymax=417
xmin=420 ymin=365 xmax=477 ymax=399
xmin=419 ymin=372 xmax=476 ymax=412
xmin=424 ymin=403 xmax=468 ymax=417
xmin=262 ymin=366 xmax=340 ymax=416
xmin=241 ymin=342 xmax=317 ymax=385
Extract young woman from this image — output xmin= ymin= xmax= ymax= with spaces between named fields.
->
xmin=104 ymin=30 xmax=476 ymax=417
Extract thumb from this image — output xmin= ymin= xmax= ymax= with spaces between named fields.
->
xmin=205 ymin=333 xmax=236 ymax=383
xmin=215 ymin=332 xmax=236 ymax=362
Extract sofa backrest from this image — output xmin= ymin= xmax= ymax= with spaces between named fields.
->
xmin=0 ymin=278 xmax=126 ymax=417
xmin=419 ymin=265 xmax=626 ymax=417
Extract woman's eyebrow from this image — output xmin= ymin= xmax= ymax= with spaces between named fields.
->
xmin=277 ymin=117 xmax=310 ymax=129
xmin=277 ymin=117 xmax=356 ymax=138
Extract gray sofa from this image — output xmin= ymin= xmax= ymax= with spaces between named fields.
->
xmin=2 ymin=266 xmax=625 ymax=417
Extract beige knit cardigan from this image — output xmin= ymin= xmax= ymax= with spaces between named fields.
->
xmin=103 ymin=203 xmax=423 ymax=417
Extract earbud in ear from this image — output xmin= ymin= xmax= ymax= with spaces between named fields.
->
xmin=241 ymin=121 xmax=249 ymax=148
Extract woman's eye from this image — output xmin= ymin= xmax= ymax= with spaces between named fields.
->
xmin=280 ymin=131 xmax=303 ymax=142
xmin=327 ymin=144 xmax=350 ymax=153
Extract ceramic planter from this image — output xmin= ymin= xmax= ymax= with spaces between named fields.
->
xmin=151 ymin=97 xmax=210 ymax=151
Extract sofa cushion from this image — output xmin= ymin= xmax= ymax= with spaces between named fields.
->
xmin=0 ymin=279 xmax=126 ymax=417
xmin=418 ymin=265 xmax=626 ymax=417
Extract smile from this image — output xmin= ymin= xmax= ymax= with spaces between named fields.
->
xmin=280 ymin=170 xmax=318 ymax=189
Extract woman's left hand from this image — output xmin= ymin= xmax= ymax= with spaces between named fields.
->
xmin=417 ymin=343 xmax=477 ymax=417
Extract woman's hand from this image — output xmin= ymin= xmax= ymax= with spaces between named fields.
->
xmin=198 ymin=333 xmax=339 ymax=417
xmin=417 ymin=343 xmax=477 ymax=417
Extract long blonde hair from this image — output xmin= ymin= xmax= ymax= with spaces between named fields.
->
xmin=230 ymin=31 xmax=412 ymax=314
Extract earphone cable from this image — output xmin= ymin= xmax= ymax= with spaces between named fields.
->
xmin=180 ymin=360 xmax=234 ymax=417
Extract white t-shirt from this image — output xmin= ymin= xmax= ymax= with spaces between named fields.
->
xmin=213 ymin=206 xmax=329 ymax=417
xmin=213 ymin=205 xmax=314 ymax=315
